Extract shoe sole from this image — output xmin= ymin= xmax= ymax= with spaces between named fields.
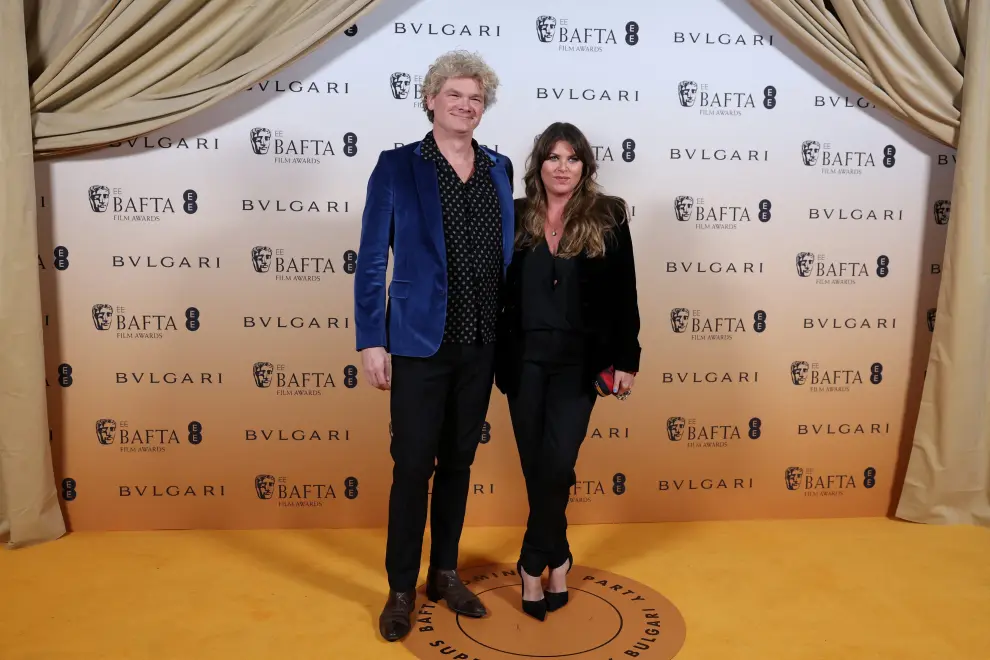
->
xmin=380 ymin=626 xmax=412 ymax=642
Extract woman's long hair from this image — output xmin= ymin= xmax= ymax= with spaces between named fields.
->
xmin=517 ymin=122 xmax=628 ymax=258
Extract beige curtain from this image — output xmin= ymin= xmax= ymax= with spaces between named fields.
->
xmin=747 ymin=0 xmax=989 ymax=526
xmin=1 ymin=0 xmax=381 ymax=548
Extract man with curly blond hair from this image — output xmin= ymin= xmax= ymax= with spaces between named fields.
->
xmin=354 ymin=50 xmax=515 ymax=642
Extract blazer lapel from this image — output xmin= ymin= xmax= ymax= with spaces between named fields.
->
xmin=489 ymin=160 xmax=515 ymax=273
xmin=411 ymin=143 xmax=445 ymax=256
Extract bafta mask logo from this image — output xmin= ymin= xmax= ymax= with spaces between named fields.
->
xmin=251 ymin=246 xmax=273 ymax=273
xmin=673 ymin=195 xmax=694 ymax=222
xmin=670 ymin=308 xmax=689 ymax=333
xmin=95 ymin=418 xmax=117 ymax=445
xmin=785 ymin=467 xmax=804 ymax=491
xmin=666 ymin=417 xmax=686 ymax=442
xmin=801 ymin=140 xmax=821 ymax=166
xmin=536 ymin=15 xmax=557 ymax=43
xmin=253 ymin=362 xmax=274 ymax=388
xmin=88 ymin=185 xmax=110 ymax=213
xmin=255 ymin=474 xmax=275 ymax=500
xmin=92 ymin=304 xmax=113 ymax=331
xmin=933 ymin=199 xmax=950 ymax=226
xmin=677 ymin=81 xmax=698 ymax=107
xmin=390 ymin=72 xmax=411 ymax=100
xmin=795 ymin=252 xmax=815 ymax=278
xmin=249 ymin=127 xmax=272 ymax=155
xmin=790 ymin=361 xmax=810 ymax=386
xmin=927 ymin=308 xmax=936 ymax=332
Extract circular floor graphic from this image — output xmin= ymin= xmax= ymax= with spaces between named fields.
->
xmin=401 ymin=563 xmax=686 ymax=659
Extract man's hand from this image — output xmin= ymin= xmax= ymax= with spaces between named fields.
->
xmin=361 ymin=347 xmax=391 ymax=390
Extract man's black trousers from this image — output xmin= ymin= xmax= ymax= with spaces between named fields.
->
xmin=385 ymin=342 xmax=495 ymax=592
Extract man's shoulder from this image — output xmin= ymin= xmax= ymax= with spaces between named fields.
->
xmin=479 ymin=144 xmax=512 ymax=168
xmin=378 ymin=141 xmax=421 ymax=161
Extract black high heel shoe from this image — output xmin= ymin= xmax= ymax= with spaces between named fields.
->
xmin=545 ymin=552 xmax=573 ymax=612
xmin=517 ymin=562 xmax=547 ymax=621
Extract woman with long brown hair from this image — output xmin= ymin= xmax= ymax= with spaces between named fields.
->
xmin=495 ymin=122 xmax=641 ymax=620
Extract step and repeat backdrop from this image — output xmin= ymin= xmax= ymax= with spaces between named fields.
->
xmin=38 ymin=0 xmax=955 ymax=531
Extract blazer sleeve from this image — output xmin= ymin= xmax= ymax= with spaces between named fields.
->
xmin=354 ymin=151 xmax=394 ymax=351
xmin=609 ymin=210 xmax=642 ymax=373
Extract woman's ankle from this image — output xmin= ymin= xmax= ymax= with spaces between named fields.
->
xmin=547 ymin=562 xmax=569 ymax=592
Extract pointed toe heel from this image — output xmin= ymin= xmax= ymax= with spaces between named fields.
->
xmin=517 ymin=562 xmax=547 ymax=621
xmin=546 ymin=552 xmax=573 ymax=612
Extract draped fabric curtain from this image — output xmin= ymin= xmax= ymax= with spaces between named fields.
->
xmin=746 ymin=0 xmax=990 ymax=526
xmin=0 ymin=0 xmax=382 ymax=548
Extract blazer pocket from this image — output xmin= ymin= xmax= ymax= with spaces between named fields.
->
xmin=388 ymin=279 xmax=410 ymax=299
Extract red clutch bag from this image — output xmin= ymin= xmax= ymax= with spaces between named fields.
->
xmin=594 ymin=367 xmax=616 ymax=397
xmin=595 ymin=366 xmax=637 ymax=397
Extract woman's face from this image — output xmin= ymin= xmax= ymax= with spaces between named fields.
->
xmin=541 ymin=140 xmax=583 ymax=198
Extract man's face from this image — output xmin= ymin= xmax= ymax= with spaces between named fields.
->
xmin=428 ymin=77 xmax=485 ymax=135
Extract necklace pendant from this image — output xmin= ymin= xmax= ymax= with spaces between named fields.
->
xmin=551 ymin=230 xmax=557 ymax=236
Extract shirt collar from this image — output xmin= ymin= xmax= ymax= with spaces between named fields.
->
xmin=421 ymin=131 xmax=494 ymax=169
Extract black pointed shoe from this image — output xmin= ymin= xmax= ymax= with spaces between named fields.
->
xmin=545 ymin=552 xmax=573 ymax=612
xmin=379 ymin=590 xmax=416 ymax=642
xmin=426 ymin=567 xmax=487 ymax=618
xmin=517 ymin=562 xmax=547 ymax=621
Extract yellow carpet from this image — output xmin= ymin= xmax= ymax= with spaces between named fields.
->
xmin=2 ymin=518 xmax=989 ymax=659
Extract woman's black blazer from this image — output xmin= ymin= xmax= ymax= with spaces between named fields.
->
xmin=495 ymin=196 xmax=641 ymax=397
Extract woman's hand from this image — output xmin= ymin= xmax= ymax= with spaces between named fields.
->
xmin=613 ymin=370 xmax=635 ymax=399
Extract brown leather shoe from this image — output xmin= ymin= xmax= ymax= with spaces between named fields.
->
xmin=379 ymin=590 xmax=416 ymax=642
xmin=426 ymin=567 xmax=487 ymax=618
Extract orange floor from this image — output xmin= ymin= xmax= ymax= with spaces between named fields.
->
xmin=2 ymin=517 xmax=989 ymax=659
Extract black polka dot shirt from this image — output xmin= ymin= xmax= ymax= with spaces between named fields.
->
xmin=420 ymin=131 xmax=503 ymax=346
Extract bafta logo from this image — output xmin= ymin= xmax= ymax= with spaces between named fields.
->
xmin=95 ymin=418 xmax=117 ymax=445
xmin=536 ymin=15 xmax=557 ymax=43
xmin=801 ymin=140 xmax=821 ymax=166
xmin=92 ymin=304 xmax=113 ymax=331
xmin=251 ymin=246 xmax=272 ymax=273
xmin=666 ymin=417 xmax=686 ymax=442
xmin=253 ymin=362 xmax=274 ymax=388
xmin=390 ymin=72 xmax=411 ymax=100
xmin=795 ymin=252 xmax=815 ymax=277
xmin=933 ymin=199 xmax=950 ymax=226
xmin=927 ymin=308 xmax=936 ymax=332
xmin=255 ymin=474 xmax=275 ymax=500
xmin=673 ymin=195 xmax=694 ymax=222
xmin=249 ymin=127 xmax=271 ymax=155
xmin=670 ymin=308 xmax=689 ymax=333
xmin=785 ymin=467 xmax=804 ymax=491
xmin=790 ymin=361 xmax=810 ymax=386
xmin=677 ymin=81 xmax=698 ymax=107
xmin=88 ymin=185 xmax=110 ymax=213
